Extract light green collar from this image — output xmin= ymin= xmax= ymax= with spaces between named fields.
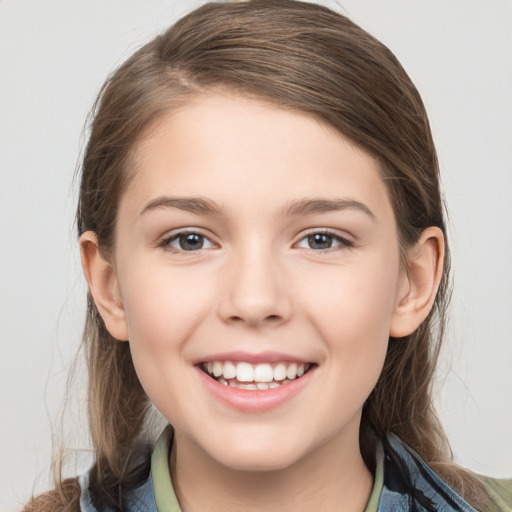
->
xmin=151 ymin=425 xmax=182 ymax=511
xmin=365 ymin=441 xmax=384 ymax=512
xmin=151 ymin=425 xmax=383 ymax=511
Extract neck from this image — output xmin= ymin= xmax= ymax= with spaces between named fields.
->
xmin=170 ymin=427 xmax=373 ymax=512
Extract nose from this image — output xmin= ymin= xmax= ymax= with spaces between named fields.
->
xmin=217 ymin=242 xmax=292 ymax=329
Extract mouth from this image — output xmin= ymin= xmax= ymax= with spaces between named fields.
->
xmin=200 ymin=360 xmax=313 ymax=390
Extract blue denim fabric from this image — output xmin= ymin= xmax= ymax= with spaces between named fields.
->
xmin=79 ymin=471 xmax=158 ymax=512
xmin=78 ymin=434 xmax=482 ymax=512
xmin=380 ymin=435 xmax=479 ymax=512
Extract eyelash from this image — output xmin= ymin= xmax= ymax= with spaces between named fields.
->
xmin=296 ymin=229 xmax=354 ymax=253
xmin=159 ymin=230 xmax=216 ymax=254
xmin=159 ymin=229 xmax=354 ymax=255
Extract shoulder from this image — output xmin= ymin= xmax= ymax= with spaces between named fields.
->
xmin=478 ymin=476 xmax=512 ymax=512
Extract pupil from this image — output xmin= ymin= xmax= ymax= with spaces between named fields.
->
xmin=180 ymin=233 xmax=203 ymax=250
xmin=309 ymin=233 xmax=332 ymax=249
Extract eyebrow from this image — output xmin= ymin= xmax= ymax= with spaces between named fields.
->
xmin=138 ymin=195 xmax=375 ymax=220
xmin=139 ymin=196 xmax=223 ymax=217
xmin=282 ymin=198 xmax=375 ymax=219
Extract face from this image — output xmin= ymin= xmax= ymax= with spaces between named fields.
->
xmin=111 ymin=93 xmax=407 ymax=471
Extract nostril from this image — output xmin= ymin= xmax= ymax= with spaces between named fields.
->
xmin=225 ymin=313 xmax=284 ymax=326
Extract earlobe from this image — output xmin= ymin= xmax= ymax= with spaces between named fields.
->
xmin=389 ymin=227 xmax=445 ymax=338
xmin=79 ymin=231 xmax=129 ymax=341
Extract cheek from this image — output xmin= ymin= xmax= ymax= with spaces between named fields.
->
xmin=117 ymin=269 xmax=207 ymax=414
xmin=296 ymin=255 xmax=400 ymax=400
xmin=120 ymin=263 xmax=214 ymax=348
xmin=298 ymin=259 xmax=399 ymax=343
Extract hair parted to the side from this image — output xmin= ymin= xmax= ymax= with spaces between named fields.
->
xmin=24 ymin=1 xmax=492 ymax=510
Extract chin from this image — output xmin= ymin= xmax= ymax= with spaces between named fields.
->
xmin=200 ymin=427 xmax=312 ymax=473
xmin=214 ymin=447 xmax=303 ymax=473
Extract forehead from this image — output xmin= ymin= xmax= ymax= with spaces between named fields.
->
xmin=121 ymin=92 xmax=393 ymax=221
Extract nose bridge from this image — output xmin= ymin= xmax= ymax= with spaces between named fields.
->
xmin=218 ymin=235 xmax=291 ymax=327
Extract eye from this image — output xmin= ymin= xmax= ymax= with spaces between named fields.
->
xmin=162 ymin=231 xmax=215 ymax=252
xmin=296 ymin=231 xmax=353 ymax=251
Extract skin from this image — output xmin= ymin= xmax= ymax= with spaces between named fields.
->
xmin=81 ymin=92 xmax=444 ymax=511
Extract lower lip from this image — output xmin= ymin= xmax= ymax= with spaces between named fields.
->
xmin=196 ymin=366 xmax=315 ymax=413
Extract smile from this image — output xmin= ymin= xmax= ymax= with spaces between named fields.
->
xmin=201 ymin=361 xmax=312 ymax=390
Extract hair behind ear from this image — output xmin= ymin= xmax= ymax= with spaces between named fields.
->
xmin=58 ymin=296 xmax=150 ymax=510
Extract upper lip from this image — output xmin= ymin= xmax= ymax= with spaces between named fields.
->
xmin=193 ymin=351 xmax=312 ymax=365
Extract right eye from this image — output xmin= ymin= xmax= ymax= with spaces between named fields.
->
xmin=161 ymin=231 xmax=216 ymax=252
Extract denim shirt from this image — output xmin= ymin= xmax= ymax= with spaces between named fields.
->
xmin=79 ymin=430 xmax=508 ymax=512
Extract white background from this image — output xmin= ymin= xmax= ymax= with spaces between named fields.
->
xmin=1 ymin=1 xmax=511 ymax=510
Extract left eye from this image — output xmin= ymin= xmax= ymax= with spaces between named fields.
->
xmin=296 ymin=232 xmax=351 ymax=250
xmin=164 ymin=232 xmax=215 ymax=252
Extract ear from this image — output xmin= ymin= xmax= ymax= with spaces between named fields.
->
xmin=79 ymin=231 xmax=129 ymax=341
xmin=390 ymin=227 xmax=445 ymax=338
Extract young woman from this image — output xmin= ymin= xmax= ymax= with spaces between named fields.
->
xmin=24 ymin=1 xmax=511 ymax=511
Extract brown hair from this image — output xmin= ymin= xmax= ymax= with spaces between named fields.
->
xmin=25 ymin=1 xmax=491 ymax=510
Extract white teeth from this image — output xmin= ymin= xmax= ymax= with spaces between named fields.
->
xmin=273 ymin=363 xmax=287 ymax=381
xmin=213 ymin=361 xmax=223 ymax=377
xmin=227 ymin=381 xmax=268 ymax=390
xmin=286 ymin=363 xmax=297 ymax=379
xmin=238 ymin=383 xmax=258 ymax=390
xmin=203 ymin=360 xmax=311 ymax=388
xmin=254 ymin=363 xmax=274 ymax=382
xmin=236 ymin=362 xmax=254 ymax=382
xmin=223 ymin=361 xmax=236 ymax=380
